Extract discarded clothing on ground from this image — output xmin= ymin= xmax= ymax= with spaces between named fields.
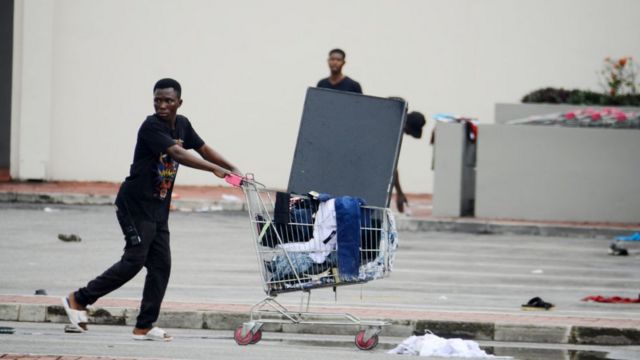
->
xmin=616 ymin=232 xmax=640 ymax=241
xmin=608 ymin=241 xmax=629 ymax=256
xmin=388 ymin=332 xmax=494 ymax=358
xmin=521 ymin=296 xmax=554 ymax=310
xmin=608 ymin=233 xmax=640 ymax=256
xmin=582 ymin=295 xmax=640 ymax=303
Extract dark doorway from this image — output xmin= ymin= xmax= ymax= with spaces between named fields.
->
xmin=0 ymin=0 xmax=14 ymax=181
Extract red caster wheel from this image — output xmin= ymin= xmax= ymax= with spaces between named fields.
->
xmin=355 ymin=330 xmax=379 ymax=350
xmin=250 ymin=329 xmax=262 ymax=344
xmin=234 ymin=325 xmax=253 ymax=345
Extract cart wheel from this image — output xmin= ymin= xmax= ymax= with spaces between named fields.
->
xmin=355 ymin=330 xmax=379 ymax=350
xmin=234 ymin=325 xmax=253 ymax=345
xmin=250 ymin=329 xmax=262 ymax=344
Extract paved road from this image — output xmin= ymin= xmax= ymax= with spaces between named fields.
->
xmin=1 ymin=203 xmax=639 ymax=320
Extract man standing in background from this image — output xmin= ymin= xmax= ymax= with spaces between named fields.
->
xmin=317 ymin=48 xmax=363 ymax=94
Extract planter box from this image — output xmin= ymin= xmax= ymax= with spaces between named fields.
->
xmin=475 ymin=124 xmax=640 ymax=224
xmin=495 ymin=103 xmax=640 ymax=124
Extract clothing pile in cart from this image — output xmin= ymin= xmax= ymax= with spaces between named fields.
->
xmin=256 ymin=191 xmax=397 ymax=292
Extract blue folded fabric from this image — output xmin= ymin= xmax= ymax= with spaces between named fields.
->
xmin=616 ymin=232 xmax=640 ymax=241
xmin=334 ymin=196 xmax=364 ymax=281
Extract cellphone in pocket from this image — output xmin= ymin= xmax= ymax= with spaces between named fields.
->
xmin=116 ymin=207 xmax=142 ymax=247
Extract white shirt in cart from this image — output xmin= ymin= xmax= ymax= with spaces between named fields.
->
xmin=279 ymin=199 xmax=337 ymax=264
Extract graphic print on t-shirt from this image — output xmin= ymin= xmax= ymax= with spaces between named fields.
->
xmin=154 ymin=152 xmax=179 ymax=200
xmin=153 ymin=137 xmax=184 ymax=200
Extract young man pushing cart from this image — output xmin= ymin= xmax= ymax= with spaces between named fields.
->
xmin=62 ymin=78 xmax=239 ymax=341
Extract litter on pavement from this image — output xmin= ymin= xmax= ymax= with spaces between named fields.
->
xmin=0 ymin=326 xmax=15 ymax=334
xmin=582 ymin=295 xmax=640 ymax=304
xmin=616 ymin=232 xmax=640 ymax=241
xmin=388 ymin=331 xmax=496 ymax=357
xmin=58 ymin=233 xmax=82 ymax=242
xmin=521 ymin=296 xmax=554 ymax=310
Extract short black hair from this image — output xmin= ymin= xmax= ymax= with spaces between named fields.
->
xmin=329 ymin=48 xmax=346 ymax=59
xmin=405 ymin=111 xmax=426 ymax=139
xmin=154 ymin=78 xmax=182 ymax=98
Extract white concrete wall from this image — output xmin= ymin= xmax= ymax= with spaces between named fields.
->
xmin=432 ymin=123 xmax=469 ymax=217
xmin=475 ymin=125 xmax=640 ymax=223
xmin=11 ymin=0 xmax=640 ymax=192
xmin=11 ymin=0 xmax=54 ymax=179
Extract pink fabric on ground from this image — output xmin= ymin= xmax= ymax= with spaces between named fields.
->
xmin=582 ymin=295 xmax=640 ymax=303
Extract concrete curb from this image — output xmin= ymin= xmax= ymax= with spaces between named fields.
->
xmin=0 ymin=192 xmax=246 ymax=212
xmin=394 ymin=218 xmax=637 ymax=239
xmin=2 ymin=191 xmax=637 ymax=238
xmin=1 ymin=303 xmax=638 ymax=346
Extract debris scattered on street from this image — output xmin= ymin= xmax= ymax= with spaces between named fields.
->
xmin=388 ymin=330 xmax=496 ymax=357
xmin=616 ymin=232 xmax=640 ymax=242
xmin=0 ymin=326 xmax=15 ymax=334
xmin=34 ymin=289 xmax=47 ymax=295
xmin=531 ymin=269 xmax=544 ymax=274
xmin=582 ymin=295 xmax=640 ymax=304
xmin=608 ymin=242 xmax=629 ymax=256
xmin=58 ymin=233 xmax=82 ymax=242
xmin=521 ymin=296 xmax=554 ymax=310
xmin=43 ymin=207 xmax=60 ymax=212
xmin=609 ymin=233 xmax=640 ymax=256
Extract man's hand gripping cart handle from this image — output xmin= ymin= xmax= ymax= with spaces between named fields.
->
xmin=212 ymin=164 xmax=244 ymax=187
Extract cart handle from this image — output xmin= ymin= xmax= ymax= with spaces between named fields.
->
xmin=224 ymin=173 xmax=244 ymax=187
xmin=209 ymin=162 xmax=244 ymax=187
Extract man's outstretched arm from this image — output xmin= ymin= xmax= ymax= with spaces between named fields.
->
xmin=166 ymin=144 xmax=233 ymax=178
xmin=195 ymin=144 xmax=240 ymax=174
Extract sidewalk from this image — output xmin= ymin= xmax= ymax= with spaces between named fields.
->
xmin=1 ymin=355 xmax=157 ymax=360
xmin=1 ymin=294 xmax=639 ymax=346
xmin=0 ymin=180 xmax=638 ymax=238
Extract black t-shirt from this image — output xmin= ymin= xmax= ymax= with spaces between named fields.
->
xmin=116 ymin=114 xmax=205 ymax=222
xmin=316 ymin=76 xmax=363 ymax=94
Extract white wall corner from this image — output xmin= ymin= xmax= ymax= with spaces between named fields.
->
xmin=11 ymin=0 xmax=54 ymax=180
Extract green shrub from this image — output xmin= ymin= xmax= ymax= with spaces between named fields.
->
xmin=522 ymin=87 xmax=640 ymax=106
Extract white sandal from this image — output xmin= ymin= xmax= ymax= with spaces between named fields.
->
xmin=132 ymin=327 xmax=173 ymax=342
xmin=61 ymin=296 xmax=88 ymax=332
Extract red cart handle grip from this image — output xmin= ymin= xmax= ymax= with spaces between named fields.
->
xmin=224 ymin=174 xmax=244 ymax=187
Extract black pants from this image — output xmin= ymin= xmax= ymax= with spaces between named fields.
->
xmin=74 ymin=208 xmax=171 ymax=329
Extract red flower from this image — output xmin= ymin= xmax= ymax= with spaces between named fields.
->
xmin=564 ymin=112 xmax=576 ymax=120
xmin=619 ymin=57 xmax=628 ymax=67
xmin=591 ymin=113 xmax=602 ymax=121
xmin=615 ymin=113 xmax=627 ymax=122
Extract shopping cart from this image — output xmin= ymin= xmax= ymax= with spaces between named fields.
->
xmin=225 ymin=173 xmax=398 ymax=350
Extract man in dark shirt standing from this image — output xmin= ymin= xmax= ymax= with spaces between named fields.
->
xmin=62 ymin=78 xmax=239 ymax=341
xmin=316 ymin=48 xmax=363 ymax=94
